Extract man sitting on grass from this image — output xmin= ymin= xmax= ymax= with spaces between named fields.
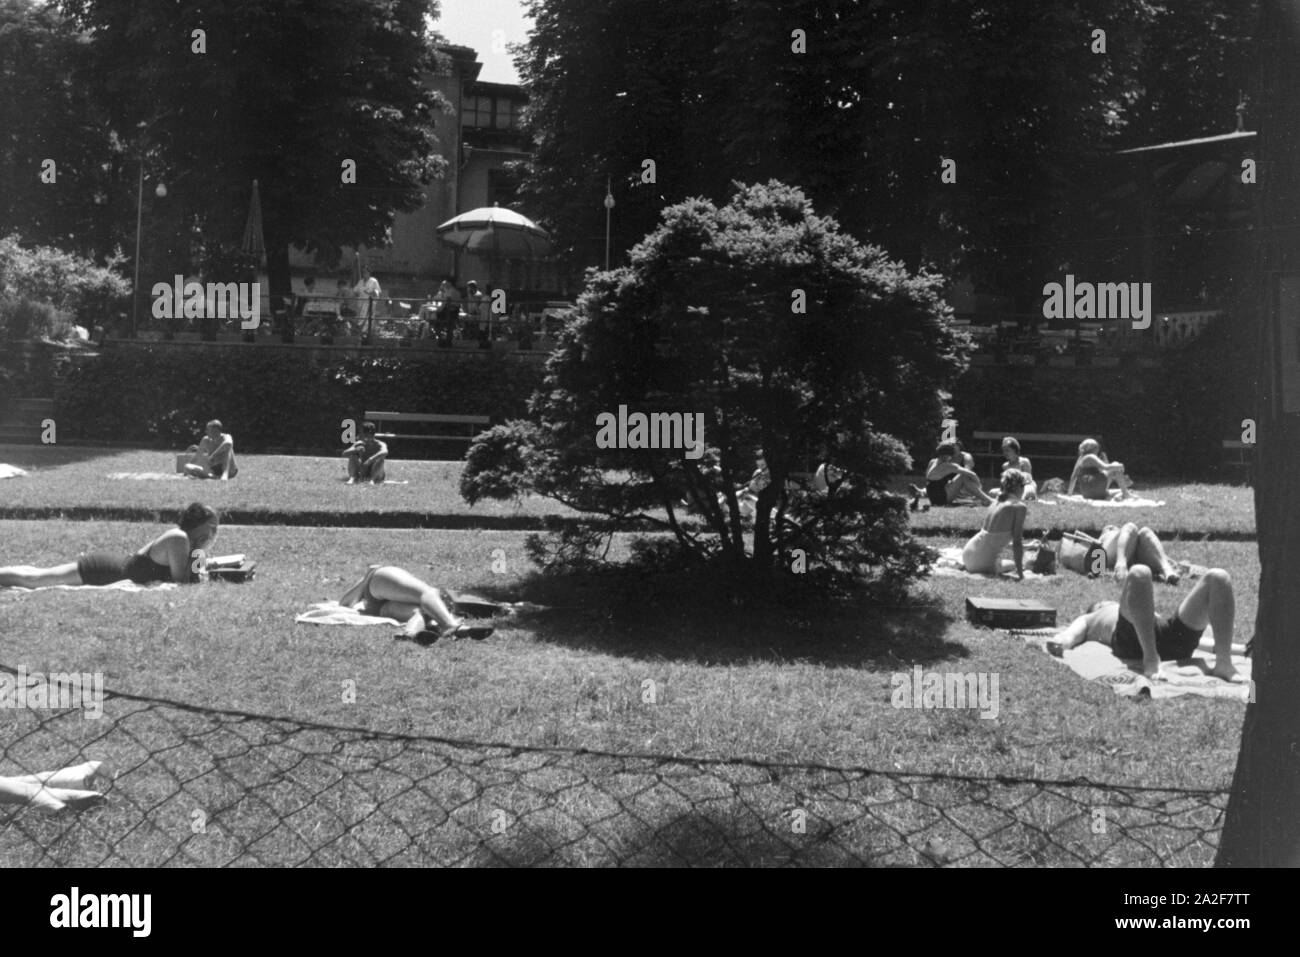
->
xmin=344 ymin=421 xmax=388 ymax=484
xmin=1049 ymin=565 xmax=1243 ymax=682
xmin=182 ymin=420 xmax=237 ymax=480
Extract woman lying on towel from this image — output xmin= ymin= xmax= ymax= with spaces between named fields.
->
xmin=0 ymin=503 xmax=219 ymax=588
xmin=338 ymin=565 xmax=494 ymax=642
xmin=960 ymin=469 xmax=1029 ymax=577
xmin=1066 ymin=438 xmax=1132 ymax=500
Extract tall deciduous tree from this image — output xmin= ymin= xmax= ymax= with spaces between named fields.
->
xmin=517 ymin=0 xmax=1162 ymax=302
xmin=58 ymin=0 xmax=450 ymax=301
xmin=0 ymin=0 xmax=114 ymax=255
xmin=1216 ymin=0 xmax=1300 ymax=868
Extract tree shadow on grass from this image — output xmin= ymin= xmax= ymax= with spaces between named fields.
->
xmin=466 ymin=564 xmax=964 ymax=671
xmin=471 ymin=811 xmax=890 ymax=868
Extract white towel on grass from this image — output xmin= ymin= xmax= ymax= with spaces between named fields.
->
xmin=1041 ymin=494 xmax=1166 ymax=508
xmin=1007 ymin=627 xmax=1251 ymax=701
xmin=0 ymin=464 xmax=27 ymax=480
xmin=105 ymin=472 xmax=187 ymax=481
xmin=0 ymin=581 xmax=178 ymax=595
xmin=295 ymin=600 xmax=404 ymax=626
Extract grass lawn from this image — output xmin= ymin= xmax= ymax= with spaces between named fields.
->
xmin=907 ymin=483 xmax=1256 ymax=540
xmin=0 ymin=443 xmax=573 ymax=526
xmin=1 ymin=444 xmax=1254 ymax=543
xmin=0 ymin=519 xmax=1253 ymax=866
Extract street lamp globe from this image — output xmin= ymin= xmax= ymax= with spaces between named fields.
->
xmin=155 ymin=182 xmax=167 ymax=198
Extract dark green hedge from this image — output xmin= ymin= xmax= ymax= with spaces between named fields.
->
xmin=55 ymin=347 xmax=546 ymax=456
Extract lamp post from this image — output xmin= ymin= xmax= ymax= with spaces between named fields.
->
xmin=603 ymin=176 xmax=614 ymax=271
xmin=131 ymin=162 xmax=166 ymax=338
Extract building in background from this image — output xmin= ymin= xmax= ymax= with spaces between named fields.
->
xmin=291 ymin=43 xmax=557 ymax=295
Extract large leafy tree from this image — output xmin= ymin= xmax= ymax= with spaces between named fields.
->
xmin=518 ymin=1 xmax=1257 ymax=306
xmin=58 ymin=0 xmax=451 ymax=301
xmin=514 ymin=0 xmax=731 ymax=280
xmin=0 ymin=0 xmax=114 ymax=255
xmin=461 ymin=182 xmax=967 ymax=591
xmin=517 ymin=1 xmax=1153 ymax=299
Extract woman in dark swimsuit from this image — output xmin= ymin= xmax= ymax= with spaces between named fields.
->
xmin=0 ymin=503 xmax=219 ymax=588
xmin=918 ymin=442 xmax=993 ymax=506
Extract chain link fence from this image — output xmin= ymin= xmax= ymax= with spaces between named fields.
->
xmin=0 ymin=666 xmax=1228 ymax=867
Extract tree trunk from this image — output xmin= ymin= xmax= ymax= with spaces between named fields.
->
xmin=263 ymin=211 xmax=294 ymax=306
xmin=1216 ymin=0 xmax=1300 ymax=867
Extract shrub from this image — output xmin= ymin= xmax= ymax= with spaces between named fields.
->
xmin=462 ymin=181 xmax=968 ymax=594
xmin=0 ymin=292 xmax=74 ymax=340
xmin=0 ymin=233 xmax=130 ymax=329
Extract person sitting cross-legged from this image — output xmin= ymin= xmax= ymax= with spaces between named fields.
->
xmin=338 ymin=565 xmax=493 ymax=643
xmin=344 ymin=421 xmax=388 ymax=484
xmin=1049 ymin=565 xmax=1242 ymax=682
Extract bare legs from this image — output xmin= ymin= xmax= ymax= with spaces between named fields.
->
xmin=1102 ymin=524 xmax=1180 ymax=582
xmin=1174 ymin=568 xmax=1240 ymax=681
xmin=947 ymin=472 xmax=995 ymax=505
xmin=1118 ymin=565 xmax=1161 ymax=676
xmin=1118 ymin=565 xmax=1240 ymax=681
xmin=0 ymin=562 xmax=81 ymax=588
xmin=346 ymin=454 xmax=387 ymax=484
xmin=338 ymin=564 xmax=463 ymax=637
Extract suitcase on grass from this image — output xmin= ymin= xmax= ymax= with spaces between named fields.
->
xmin=965 ymin=597 xmax=1056 ymax=628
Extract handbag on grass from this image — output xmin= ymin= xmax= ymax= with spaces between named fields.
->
xmin=1058 ymin=531 xmax=1105 ymax=576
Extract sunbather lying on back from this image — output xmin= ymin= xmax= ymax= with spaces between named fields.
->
xmin=1050 ymin=565 xmax=1242 ymax=682
xmin=1097 ymin=522 xmax=1181 ymax=583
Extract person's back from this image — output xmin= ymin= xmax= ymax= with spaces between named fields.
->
xmin=961 ymin=470 xmax=1028 ymax=575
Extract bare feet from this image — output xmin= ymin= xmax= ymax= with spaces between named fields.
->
xmin=1209 ymin=660 xmax=1244 ymax=683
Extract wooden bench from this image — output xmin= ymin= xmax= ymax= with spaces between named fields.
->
xmin=364 ymin=411 xmax=491 ymax=458
xmin=971 ymin=431 xmax=1100 ymax=481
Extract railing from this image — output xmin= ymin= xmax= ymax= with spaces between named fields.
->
xmin=120 ymin=295 xmax=575 ymax=351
